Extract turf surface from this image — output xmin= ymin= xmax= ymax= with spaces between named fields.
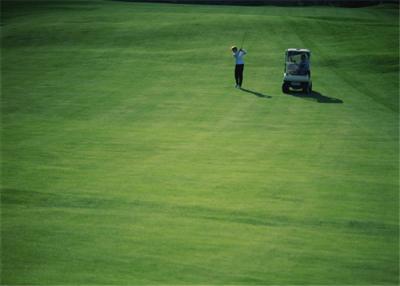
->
xmin=1 ymin=1 xmax=399 ymax=284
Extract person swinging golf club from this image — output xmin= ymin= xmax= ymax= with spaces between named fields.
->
xmin=231 ymin=45 xmax=247 ymax=89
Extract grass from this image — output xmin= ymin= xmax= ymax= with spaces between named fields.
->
xmin=1 ymin=0 xmax=399 ymax=284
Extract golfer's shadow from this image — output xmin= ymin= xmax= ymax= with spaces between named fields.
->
xmin=240 ymin=88 xmax=272 ymax=99
xmin=287 ymin=90 xmax=343 ymax=103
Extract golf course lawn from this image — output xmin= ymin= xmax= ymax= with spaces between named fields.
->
xmin=1 ymin=0 xmax=399 ymax=284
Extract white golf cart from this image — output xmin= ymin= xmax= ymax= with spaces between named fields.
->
xmin=282 ymin=48 xmax=312 ymax=94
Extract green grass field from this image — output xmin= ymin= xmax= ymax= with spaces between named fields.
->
xmin=1 ymin=0 xmax=399 ymax=284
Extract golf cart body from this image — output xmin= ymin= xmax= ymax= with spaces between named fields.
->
xmin=282 ymin=48 xmax=312 ymax=93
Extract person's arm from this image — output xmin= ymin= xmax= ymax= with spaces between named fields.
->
xmin=239 ymin=49 xmax=247 ymax=55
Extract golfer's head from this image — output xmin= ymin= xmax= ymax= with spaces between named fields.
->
xmin=231 ymin=46 xmax=237 ymax=52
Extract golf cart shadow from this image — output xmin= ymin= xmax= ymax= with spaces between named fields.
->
xmin=287 ymin=90 xmax=343 ymax=103
xmin=241 ymin=88 xmax=272 ymax=99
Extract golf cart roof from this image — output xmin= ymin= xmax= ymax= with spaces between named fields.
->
xmin=286 ymin=48 xmax=311 ymax=53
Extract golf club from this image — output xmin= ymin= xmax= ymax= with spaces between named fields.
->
xmin=240 ymin=31 xmax=247 ymax=49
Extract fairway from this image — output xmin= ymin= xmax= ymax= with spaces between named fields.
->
xmin=1 ymin=0 xmax=399 ymax=284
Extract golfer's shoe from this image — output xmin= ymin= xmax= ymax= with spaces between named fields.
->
xmin=235 ymin=84 xmax=239 ymax=88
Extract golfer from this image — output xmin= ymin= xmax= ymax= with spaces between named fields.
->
xmin=231 ymin=46 xmax=247 ymax=88
xmin=298 ymin=54 xmax=310 ymax=76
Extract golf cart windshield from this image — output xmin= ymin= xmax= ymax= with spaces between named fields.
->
xmin=285 ymin=50 xmax=310 ymax=76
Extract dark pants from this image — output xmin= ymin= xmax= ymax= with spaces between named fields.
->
xmin=235 ymin=64 xmax=244 ymax=87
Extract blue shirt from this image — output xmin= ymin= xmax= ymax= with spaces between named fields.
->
xmin=299 ymin=60 xmax=310 ymax=74
xmin=233 ymin=49 xmax=247 ymax=65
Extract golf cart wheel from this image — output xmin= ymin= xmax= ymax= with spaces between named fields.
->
xmin=282 ymin=83 xmax=289 ymax=93
xmin=303 ymin=83 xmax=311 ymax=94
xmin=302 ymin=83 xmax=308 ymax=93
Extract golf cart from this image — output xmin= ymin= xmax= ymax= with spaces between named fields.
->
xmin=282 ymin=48 xmax=312 ymax=94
